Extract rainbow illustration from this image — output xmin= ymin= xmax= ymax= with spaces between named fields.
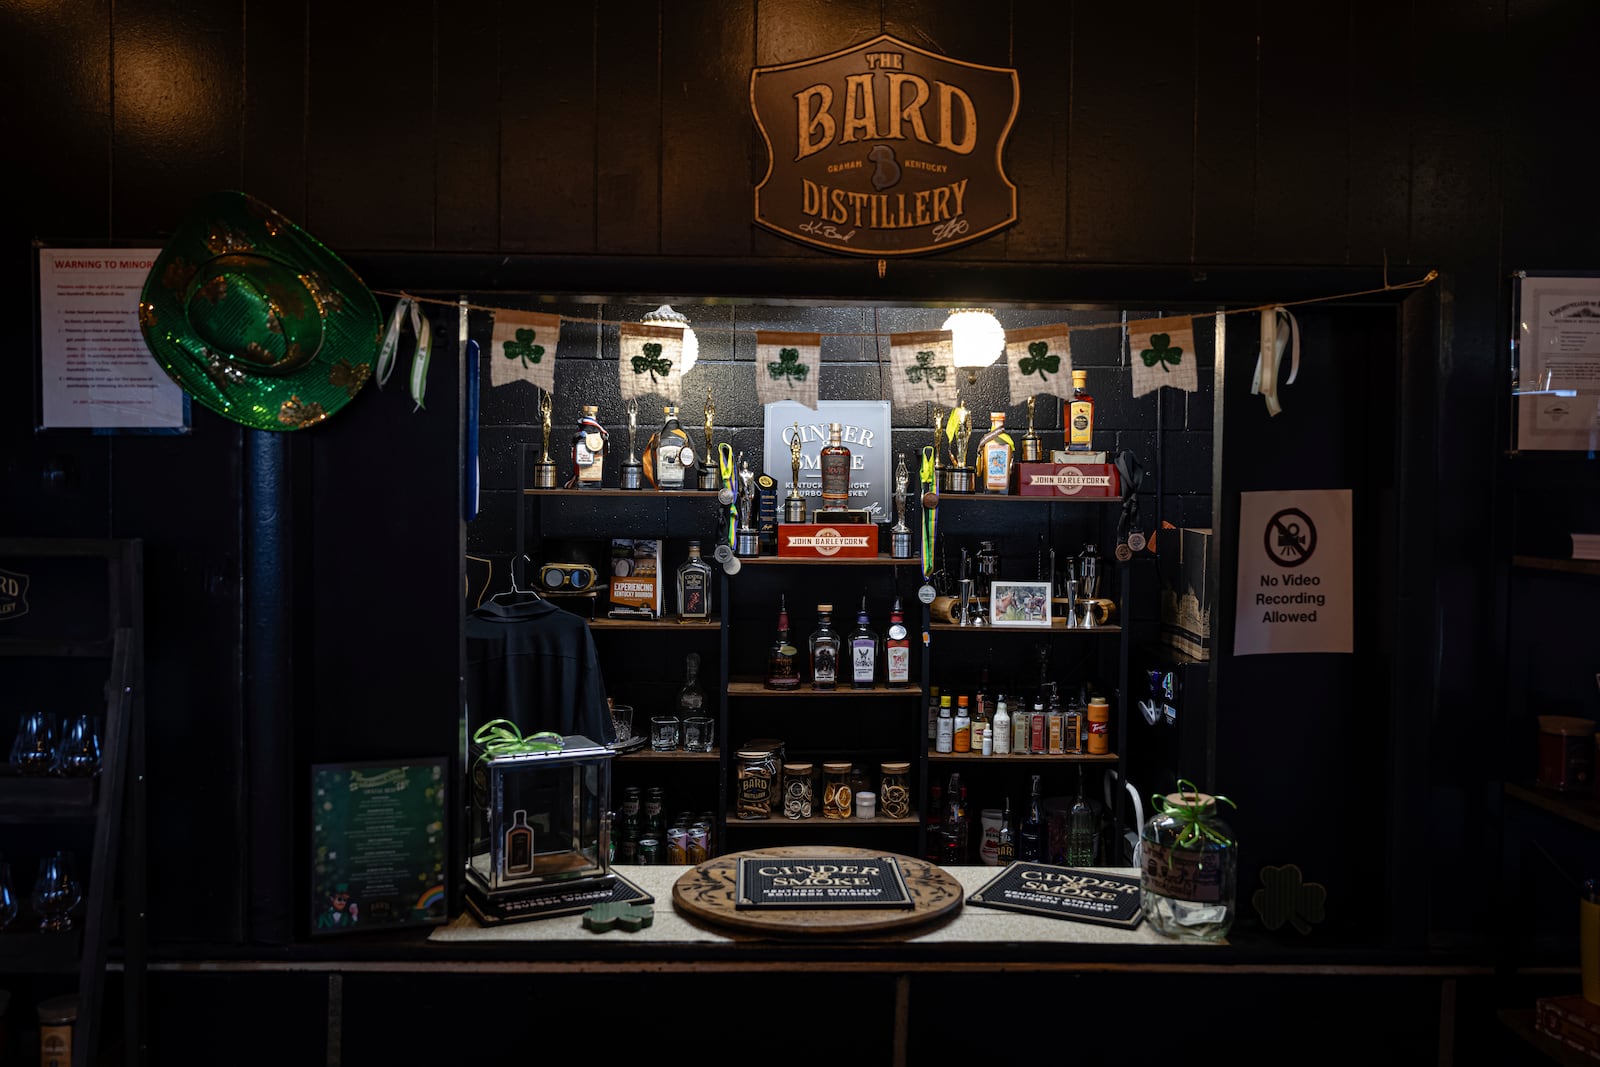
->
xmin=415 ymin=884 xmax=445 ymax=913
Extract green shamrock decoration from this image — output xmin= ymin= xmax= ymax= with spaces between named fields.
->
xmin=1251 ymin=864 xmax=1326 ymax=936
xmin=630 ymin=342 xmax=672 ymax=383
xmin=502 ymin=327 xmax=545 ymax=369
xmin=582 ymin=902 xmax=655 ymax=933
xmin=906 ymin=349 xmax=947 ymax=388
xmin=768 ymin=346 xmax=809 ymax=382
xmin=1018 ymin=341 xmax=1060 ymax=380
xmin=1140 ymin=333 xmax=1184 ymax=373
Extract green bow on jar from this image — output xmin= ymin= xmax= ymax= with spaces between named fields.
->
xmin=472 ymin=719 xmax=564 ymax=774
xmin=1152 ymin=778 xmax=1238 ymax=853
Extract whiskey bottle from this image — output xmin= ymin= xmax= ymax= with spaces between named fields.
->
xmin=818 ymin=421 xmax=851 ymax=511
xmin=504 ymin=809 xmax=534 ymax=877
xmin=1019 ymin=773 xmax=1044 ymax=862
xmin=996 ymin=797 xmax=1016 ymax=865
xmin=675 ymin=540 xmax=713 ymax=619
xmin=885 ymin=597 xmax=911 ymax=688
xmin=977 ymin=411 xmax=1015 ymax=493
xmin=764 ymin=595 xmax=801 ymax=691
xmin=570 ymin=404 xmax=609 ymax=488
xmin=808 ymin=603 xmax=841 ymax=690
xmin=646 ymin=405 xmax=693 ymax=489
xmin=935 ymin=693 xmax=954 ymax=753
xmin=677 ymin=652 xmax=705 ymax=719
xmin=1068 ymin=369 xmax=1095 ymax=452
xmin=953 ymin=694 xmax=972 ymax=753
xmin=848 ymin=595 xmax=879 ymax=689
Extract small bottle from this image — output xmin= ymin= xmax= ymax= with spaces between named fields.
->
xmin=1066 ymin=765 xmax=1095 ymax=866
xmin=1046 ymin=692 xmax=1065 ymax=755
xmin=980 ymin=703 xmax=994 ymax=756
xmin=675 ymin=540 xmax=713 ymax=619
xmin=764 ymin=595 xmax=801 ymax=690
xmin=935 ymin=694 xmax=954 ymax=753
xmin=570 ymin=404 xmax=609 ymax=487
xmin=977 ymin=411 xmax=1015 ymax=493
xmin=808 ymin=604 xmax=841 ymax=690
xmin=1068 ymin=370 xmax=1095 ymax=452
xmin=953 ymin=695 xmax=972 ymax=753
xmin=1087 ymin=693 xmax=1111 ymax=754
xmin=996 ymin=797 xmax=1017 ymax=865
xmin=1063 ymin=686 xmax=1084 ymax=754
xmin=819 ymin=421 xmax=851 ymax=511
xmin=677 ymin=652 xmax=705 ymax=718
xmin=927 ymin=685 xmax=942 ymax=742
xmin=504 ymin=809 xmax=534 ymax=876
xmin=1019 ymin=774 xmax=1044 ymax=862
xmin=647 ymin=405 xmax=694 ymax=489
xmin=1029 ymin=699 xmax=1047 ymax=754
xmin=885 ymin=597 xmax=911 ymax=688
xmin=1011 ymin=698 xmax=1031 ymax=754
xmin=849 ymin=595 xmax=879 ymax=689
xmin=992 ymin=697 xmax=1011 ymax=755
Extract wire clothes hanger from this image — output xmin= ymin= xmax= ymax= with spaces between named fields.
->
xmin=488 ymin=553 xmax=541 ymax=605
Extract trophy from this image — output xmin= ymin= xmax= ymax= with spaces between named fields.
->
xmin=1020 ymin=395 xmax=1043 ymax=462
xmin=734 ymin=453 xmax=762 ymax=557
xmin=697 ymin=388 xmax=719 ymax=491
xmin=619 ymin=399 xmax=643 ymax=490
xmin=783 ymin=422 xmax=807 ymax=523
xmin=940 ymin=403 xmax=975 ymax=494
xmin=890 ymin=452 xmax=912 ymax=559
xmin=533 ymin=391 xmax=559 ymax=488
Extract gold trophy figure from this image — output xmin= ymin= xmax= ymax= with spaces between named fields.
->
xmin=533 ymin=390 xmax=559 ymax=488
xmin=890 ymin=452 xmax=912 ymax=559
xmin=1020 ymin=394 xmax=1043 ymax=462
xmin=619 ymin=398 xmax=643 ymax=490
xmin=783 ymin=421 xmax=807 ymax=523
xmin=697 ymin=388 xmax=719 ymax=491
xmin=942 ymin=403 xmax=975 ymax=494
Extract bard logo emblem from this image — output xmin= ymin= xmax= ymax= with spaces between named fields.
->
xmin=750 ymin=34 xmax=1019 ymax=257
xmin=0 ymin=567 xmax=29 ymax=621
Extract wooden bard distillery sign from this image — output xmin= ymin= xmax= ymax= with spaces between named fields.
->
xmin=750 ymin=34 xmax=1019 ymax=257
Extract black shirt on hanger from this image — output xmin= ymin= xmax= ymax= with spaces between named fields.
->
xmin=465 ymin=595 xmax=615 ymax=745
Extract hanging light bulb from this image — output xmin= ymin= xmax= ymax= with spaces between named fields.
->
xmin=942 ymin=307 xmax=1003 ymax=383
xmin=641 ymin=304 xmax=698 ymax=376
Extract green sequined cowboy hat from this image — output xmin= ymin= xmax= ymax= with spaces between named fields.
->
xmin=138 ymin=190 xmax=381 ymax=430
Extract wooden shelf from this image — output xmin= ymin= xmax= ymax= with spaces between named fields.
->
xmin=722 ymin=815 xmax=922 ymax=829
xmin=522 ymin=487 xmax=720 ymax=498
xmin=738 ymin=553 xmax=918 ymax=566
xmin=589 ymin=616 xmax=720 ymax=630
xmin=727 ymin=680 xmax=923 ymax=697
xmin=928 ymin=751 xmax=1119 ymax=764
xmin=930 ymin=622 xmax=1121 ymax=634
xmin=1504 ymin=782 xmax=1600 ymax=833
xmin=613 ymin=748 xmax=720 ymax=763
xmin=1512 ymin=555 xmax=1600 ymax=576
xmin=0 ymin=928 xmax=85 ymax=974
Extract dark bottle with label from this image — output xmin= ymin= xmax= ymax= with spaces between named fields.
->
xmin=1019 ymin=773 xmax=1044 ymax=862
xmin=765 ymin=595 xmax=801 ymax=690
xmin=819 ymin=421 xmax=851 ymax=511
xmin=809 ymin=604 xmax=840 ymax=690
xmin=849 ymin=595 xmax=879 ymax=689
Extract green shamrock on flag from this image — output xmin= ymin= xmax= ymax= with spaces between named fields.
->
xmin=768 ymin=347 xmax=809 ymax=382
xmin=630 ymin=342 xmax=672 ymax=383
xmin=906 ymin=349 xmax=947 ymax=388
xmin=1018 ymin=341 xmax=1060 ymax=380
xmin=503 ymin=327 xmax=544 ymax=369
xmin=1140 ymin=333 xmax=1184 ymax=373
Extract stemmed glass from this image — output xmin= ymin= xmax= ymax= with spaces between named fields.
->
xmin=9 ymin=710 xmax=58 ymax=776
xmin=31 ymin=851 xmax=81 ymax=933
xmin=0 ymin=856 xmax=16 ymax=930
xmin=55 ymin=714 xmax=102 ymax=778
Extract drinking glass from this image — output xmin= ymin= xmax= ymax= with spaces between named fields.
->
xmin=31 ymin=851 xmax=81 ymax=933
xmin=9 ymin=710 xmax=57 ymax=776
xmin=682 ymin=715 xmax=715 ymax=752
xmin=55 ymin=713 xmax=102 ymax=778
xmin=608 ymin=703 xmax=635 ymax=747
xmin=650 ymin=716 xmax=681 ymax=751
xmin=0 ymin=857 xmax=16 ymax=929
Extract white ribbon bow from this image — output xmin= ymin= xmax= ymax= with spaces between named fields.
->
xmin=1251 ymin=306 xmax=1300 ymax=417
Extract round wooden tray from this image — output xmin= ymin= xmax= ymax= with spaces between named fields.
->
xmin=671 ymin=845 xmax=964 ymax=937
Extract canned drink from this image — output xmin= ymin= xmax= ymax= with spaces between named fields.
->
xmin=637 ymin=837 xmax=660 ymax=865
xmin=687 ymin=825 xmax=710 ymax=864
xmin=667 ymin=826 xmax=689 ymax=864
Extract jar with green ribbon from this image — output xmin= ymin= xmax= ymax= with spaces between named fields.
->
xmin=1139 ymin=779 xmax=1238 ymax=941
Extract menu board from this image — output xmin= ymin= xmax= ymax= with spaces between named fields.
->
xmin=310 ymin=759 xmax=448 ymax=936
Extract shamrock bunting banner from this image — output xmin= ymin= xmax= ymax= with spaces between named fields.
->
xmin=755 ymin=330 xmax=821 ymax=410
xmin=1004 ymin=324 xmax=1074 ymax=404
xmin=488 ymin=310 xmax=561 ymax=393
xmin=1128 ymin=316 xmax=1198 ymax=397
xmin=888 ymin=330 xmax=959 ymax=411
xmin=617 ymin=322 xmax=684 ymax=405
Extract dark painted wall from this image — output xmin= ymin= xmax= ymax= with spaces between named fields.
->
xmin=2 ymin=0 xmax=1594 ymax=974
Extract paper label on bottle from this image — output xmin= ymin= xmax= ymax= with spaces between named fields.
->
xmin=1141 ymin=841 xmax=1224 ymax=903
xmin=852 ymin=641 xmax=876 ymax=683
xmin=887 ymin=645 xmax=909 ymax=682
xmin=1070 ymin=401 xmax=1093 ymax=447
xmin=984 ymin=446 xmax=1011 ymax=490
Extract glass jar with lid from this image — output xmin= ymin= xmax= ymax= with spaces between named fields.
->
xmin=821 ymin=761 xmax=854 ymax=819
xmin=878 ymin=761 xmax=911 ymax=819
xmin=735 ymin=747 xmax=779 ymax=820
xmin=1139 ymin=782 xmax=1239 ymax=941
xmin=781 ymin=761 xmax=814 ymax=820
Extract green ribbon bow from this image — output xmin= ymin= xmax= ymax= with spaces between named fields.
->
xmin=1152 ymin=778 xmax=1238 ymax=854
xmin=472 ymin=720 xmax=565 ymax=770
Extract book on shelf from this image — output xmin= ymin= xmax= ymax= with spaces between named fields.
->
xmin=608 ymin=539 xmax=662 ymax=619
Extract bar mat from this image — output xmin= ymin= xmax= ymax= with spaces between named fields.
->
xmin=465 ymin=872 xmax=653 ymax=926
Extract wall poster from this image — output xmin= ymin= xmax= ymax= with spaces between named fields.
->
xmin=1514 ymin=272 xmax=1600 ymax=452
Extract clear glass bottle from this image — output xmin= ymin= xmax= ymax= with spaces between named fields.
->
xmin=764 ymin=595 xmax=801 ymax=690
xmin=676 ymin=652 xmax=705 ymax=719
xmin=818 ymin=421 xmax=851 ymax=510
xmin=885 ymin=597 xmax=911 ymax=688
xmin=1068 ymin=369 xmax=1095 ymax=452
xmin=935 ymin=693 xmax=954 ymax=753
xmin=1140 ymin=787 xmax=1238 ymax=941
xmin=647 ymin=405 xmax=693 ymax=489
xmin=1066 ymin=765 xmax=1095 ymax=866
xmin=992 ymin=696 xmax=1011 ymax=755
xmin=675 ymin=540 xmax=713 ymax=619
xmin=808 ymin=603 xmax=841 ymax=690
xmin=570 ymin=404 xmax=609 ymax=487
xmin=849 ymin=595 xmax=879 ymax=689
xmin=977 ymin=411 xmax=1014 ymax=493
xmin=1019 ymin=773 xmax=1044 ymax=862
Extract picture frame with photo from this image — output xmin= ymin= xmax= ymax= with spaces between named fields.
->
xmin=989 ymin=580 xmax=1053 ymax=627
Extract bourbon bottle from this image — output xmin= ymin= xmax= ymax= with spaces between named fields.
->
xmin=818 ymin=421 xmax=851 ymax=511
xmin=570 ymin=404 xmax=609 ymax=487
xmin=1067 ymin=370 xmax=1095 ymax=452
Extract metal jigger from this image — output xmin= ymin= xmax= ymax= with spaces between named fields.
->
xmin=734 ymin=454 xmax=762 ymax=557
xmin=1062 ymin=578 xmax=1080 ymax=629
xmin=533 ymin=391 xmax=559 ymax=488
xmin=890 ymin=451 xmax=912 ymax=559
xmin=957 ymin=578 xmax=975 ymax=627
xmin=619 ymin=399 xmax=643 ymax=490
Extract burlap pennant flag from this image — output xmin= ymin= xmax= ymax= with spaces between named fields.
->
xmin=618 ymin=323 xmax=684 ymax=405
xmin=1129 ymin=316 xmax=1198 ymax=397
xmin=488 ymin=310 xmax=560 ymax=393
xmin=1004 ymin=324 xmax=1074 ymax=405
xmin=889 ymin=330 xmax=959 ymax=410
xmin=755 ymin=330 xmax=821 ymax=410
